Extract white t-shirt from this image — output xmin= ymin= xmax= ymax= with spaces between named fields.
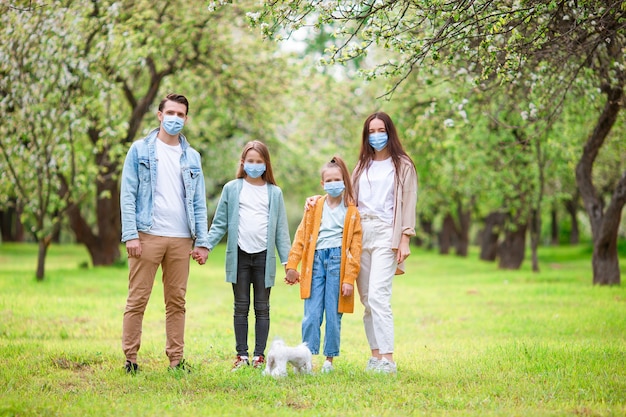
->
xmin=238 ymin=180 xmax=269 ymax=254
xmin=316 ymin=199 xmax=347 ymax=250
xmin=150 ymin=139 xmax=191 ymax=238
xmin=358 ymin=158 xmax=395 ymax=225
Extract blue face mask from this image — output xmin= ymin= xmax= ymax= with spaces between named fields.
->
xmin=368 ymin=132 xmax=388 ymax=151
xmin=244 ymin=162 xmax=266 ymax=179
xmin=324 ymin=181 xmax=345 ymax=198
xmin=162 ymin=115 xmax=185 ymax=135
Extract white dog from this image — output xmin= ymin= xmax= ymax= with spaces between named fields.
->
xmin=262 ymin=338 xmax=313 ymax=378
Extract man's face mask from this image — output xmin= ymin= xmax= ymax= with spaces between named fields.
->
xmin=162 ymin=115 xmax=185 ymax=135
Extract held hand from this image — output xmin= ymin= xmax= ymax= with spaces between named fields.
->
xmin=304 ymin=195 xmax=322 ymax=211
xmin=190 ymin=247 xmax=209 ymax=265
xmin=341 ymin=283 xmax=353 ymax=297
xmin=126 ymin=239 xmax=142 ymax=258
xmin=396 ymin=235 xmax=411 ymax=264
xmin=285 ymin=269 xmax=300 ymax=285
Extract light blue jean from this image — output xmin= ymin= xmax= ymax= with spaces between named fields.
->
xmin=302 ymin=246 xmax=343 ymax=357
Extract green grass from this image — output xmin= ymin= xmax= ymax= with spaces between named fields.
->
xmin=0 ymin=242 xmax=625 ymax=416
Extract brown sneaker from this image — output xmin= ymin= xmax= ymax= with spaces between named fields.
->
xmin=251 ymin=355 xmax=265 ymax=368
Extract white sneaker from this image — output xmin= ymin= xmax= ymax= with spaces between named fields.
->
xmin=321 ymin=360 xmax=334 ymax=373
xmin=251 ymin=356 xmax=265 ymax=369
xmin=231 ymin=355 xmax=249 ymax=371
xmin=376 ymin=358 xmax=397 ymax=374
xmin=365 ymin=357 xmax=380 ymax=371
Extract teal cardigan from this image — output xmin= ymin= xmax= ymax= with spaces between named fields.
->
xmin=206 ymin=178 xmax=291 ymax=288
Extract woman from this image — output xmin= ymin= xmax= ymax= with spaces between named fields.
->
xmin=353 ymin=111 xmax=417 ymax=374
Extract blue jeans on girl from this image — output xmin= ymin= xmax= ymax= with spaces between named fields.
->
xmin=302 ymin=246 xmax=343 ymax=357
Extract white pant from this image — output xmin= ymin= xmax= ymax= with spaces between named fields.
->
xmin=356 ymin=215 xmax=397 ymax=354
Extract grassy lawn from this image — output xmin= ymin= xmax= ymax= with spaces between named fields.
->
xmin=0 ymin=242 xmax=625 ymax=416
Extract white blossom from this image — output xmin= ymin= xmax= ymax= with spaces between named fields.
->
xmin=246 ymin=12 xmax=261 ymax=22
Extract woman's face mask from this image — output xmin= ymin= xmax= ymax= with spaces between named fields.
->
xmin=368 ymin=132 xmax=388 ymax=151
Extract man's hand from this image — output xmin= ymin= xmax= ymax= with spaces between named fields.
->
xmin=190 ymin=247 xmax=209 ymax=265
xmin=126 ymin=239 xmax=142 ymax=258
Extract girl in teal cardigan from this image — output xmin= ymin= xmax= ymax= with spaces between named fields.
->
xmin=206 ymin=141 xmax=291 ymax=370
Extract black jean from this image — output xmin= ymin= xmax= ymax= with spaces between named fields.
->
xmin=233 ymin=247 xmax=270 ymax=357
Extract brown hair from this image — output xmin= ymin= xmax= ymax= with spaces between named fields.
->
xmin=236 ymin=140 xmax=277 ymax=185
xmin=158 ymin=93 xmax=189 ymax=115
xmin=353 ymin=111 xmax=415 ymax=186
xmin=321 ymin=155 xmax=355 ymax=206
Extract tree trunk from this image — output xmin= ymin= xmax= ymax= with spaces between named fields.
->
xmin=0 ymin=207 xmax=14 ymax=242
xmin=591 ymin=171 xmax=626 ymax=285
xmin=439 ymin=213 xmax=456 ymax=255
xmin=65 ymin=169 xmax=121 ymax=266
xmin=575 ymin=80 xmax=624 ymax=286
xmin=550 ymin=205 xmax=559 ymax=245
xmin=36 ymin=236 xmax=52 ymax=281
xmin=564 ymin=196 xmax=580 ymax=244
xmin=454 ymin=198 xmax=471 ymax=257
xmin=530 ymin=125 xmax=545 ymax=273
xmin=479 ymin=211 xmax=505 ymax=262
xmin=530 ymin=209 xmax=540 ymax=272
xmin=498 ymin=221 xmax=527 ymax=270
xmin=0 ymin=209 xmax=10 ymax=242
xmin=0 ymin=201 xmax=24 ymax=242
xmin=51 ymin=210 xmax=61 ymax=244
xmin=15 ymin=204 xmax=24 ymax=241
xmin=592 ymin=234 xmax=621 ymax=285
xmin=95 ymin=165 xmax=122 ymax=265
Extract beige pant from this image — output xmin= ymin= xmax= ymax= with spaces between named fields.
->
xmin=122 ymin=232 xmax=193 ymax=363
xmin=357 ymin=215 xmax=397 ymax=354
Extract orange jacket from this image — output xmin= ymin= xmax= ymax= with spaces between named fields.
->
xmin=287 ymin=196 xmax=362 ymax=313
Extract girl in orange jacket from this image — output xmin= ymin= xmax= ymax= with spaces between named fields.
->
xmin=285 ymin=156 xmax=362 ymax=373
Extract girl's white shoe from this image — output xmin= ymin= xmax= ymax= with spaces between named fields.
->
xmin=365 ymin=357 xmax=380 ymax=371
xmin=376 ymin=358 xmax=397 ymax=374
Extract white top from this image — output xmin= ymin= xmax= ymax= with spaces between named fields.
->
xmin=238 ymin=180 xmax=269 ymax=254
xmin=316 ymin=199 xmax=347 ymax=250
xmin=149 ymin=139 xmax=191 ymax=238
xmin=358 ymin=158 xmax=395 ymax=225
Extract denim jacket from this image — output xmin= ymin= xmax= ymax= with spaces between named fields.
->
xmin=120 ymin=128 xmax=209 ymax=248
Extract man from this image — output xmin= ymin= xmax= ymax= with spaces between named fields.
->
xmin=120 ymin=93 xmax=209 ymax=373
